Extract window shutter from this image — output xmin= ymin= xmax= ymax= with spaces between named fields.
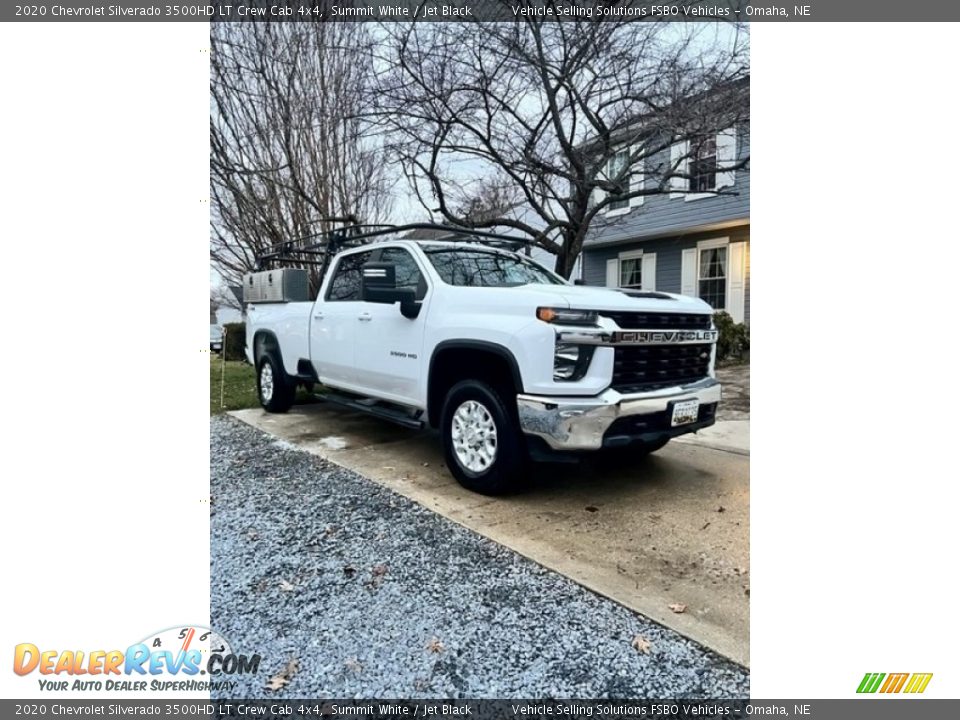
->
xmin=605 ymin=258 xmax=619 ymax=288
xmin=641 ymin=253 xmax=657 ymax=291
xmin=680 ymin=248 xmax=697 ymax=296
xmin=592 ymin=186 xmax=606 ymax=209
xmin=727 ymin=242 xmax=746 ymax=323
xmin=669 ymin=141 xmax=689 ymax=198
xmin=716 ymin=127 xmax=737 ymax=189
xmin=629 ymin=145 xmax=644 ymax=208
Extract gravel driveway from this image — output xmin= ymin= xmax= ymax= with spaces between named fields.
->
xmin=211 ymin=416 xmax=748 ymax=698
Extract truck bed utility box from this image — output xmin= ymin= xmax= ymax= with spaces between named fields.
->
xmin=242 ymin=269 xmax=309 ymax=303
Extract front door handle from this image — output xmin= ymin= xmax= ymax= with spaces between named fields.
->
xmin=313 ymin=312 xmax=324 ymax=320
xmin=358 ymin=312 xmax=372 ymax=322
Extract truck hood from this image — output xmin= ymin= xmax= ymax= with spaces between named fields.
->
xmin=518 ymin=283 xmax=713 ymax=315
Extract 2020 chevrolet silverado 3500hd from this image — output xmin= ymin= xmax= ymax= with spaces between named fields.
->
xmin=245 ymin=225 xmax=721 ymax=495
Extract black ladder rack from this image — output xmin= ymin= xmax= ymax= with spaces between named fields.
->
xmin=254 ymin=222 xmax=537 ymax=275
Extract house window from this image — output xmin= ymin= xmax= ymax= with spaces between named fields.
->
xmin=690 ymin=136 xmax=717 ymax=193
xmin=698 ymin=245 xmax=727 ymax=310
xmin=606 ymin=150 xmax=629 ymax=210
xmin=619 ymin=252 xmax=643 ymax=288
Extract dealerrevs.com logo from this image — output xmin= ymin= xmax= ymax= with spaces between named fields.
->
xmin=13 ymin=625 xmax=261 ymax=693
xmin=857 ymin=672 xmax=933 ymax=694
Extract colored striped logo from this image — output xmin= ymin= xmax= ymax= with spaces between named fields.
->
xmin=857 ymin=672 xmax=933 ymax=694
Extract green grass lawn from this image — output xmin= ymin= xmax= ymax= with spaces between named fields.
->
xmin=210 ymin=354 xmax=259 ymax=414
xmin=210 ymin=354 xmax=317 ymax=414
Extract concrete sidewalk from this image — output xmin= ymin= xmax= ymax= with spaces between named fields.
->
xmin=674 ymin=420 xmax=749 ymax=456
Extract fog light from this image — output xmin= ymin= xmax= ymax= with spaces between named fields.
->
xmin=554 ymin=343 xmax=594 ymax=381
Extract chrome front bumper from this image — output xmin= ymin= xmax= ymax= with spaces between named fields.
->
xmin=517 ymin=378 xmax=722 ymax=451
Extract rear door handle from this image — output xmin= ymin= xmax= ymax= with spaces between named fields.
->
xmin=313 ymin=312 xmax=324 ymax=320
xmin=358 ymin=312 xmax=372 ymax=322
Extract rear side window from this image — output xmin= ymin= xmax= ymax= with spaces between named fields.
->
xmin=326 ymin=250 xmax=373 ymax=301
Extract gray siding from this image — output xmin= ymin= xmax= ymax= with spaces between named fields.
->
xmin=584 ymin=125 xmax=750 ymax=248
xmin=583 ymin=225 xmax=750 ymax=323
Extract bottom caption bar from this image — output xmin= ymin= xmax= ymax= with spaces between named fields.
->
xmin=3 ymin=699 xmax=959 ymax=719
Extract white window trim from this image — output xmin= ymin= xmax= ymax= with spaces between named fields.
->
xmin=697 ymin=237 xmax=729 ymax=251
xmin=602 ymin=147 xmax=641 ymax=217
xmin=695 ymin=237 xmax=730 ymax=311
xmin=617 ymin=249 xmax=644 ymax=288
xmin=676 ymin=127 xmax=736 ymax=201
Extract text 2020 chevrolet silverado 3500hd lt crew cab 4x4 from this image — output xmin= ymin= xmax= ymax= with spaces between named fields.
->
xmin=245 ymin=225 xmax=721 ymax=495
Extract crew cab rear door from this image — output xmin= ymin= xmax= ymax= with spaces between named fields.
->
xmin=310 ymin=249 xmax=374 ymax=389
xmin=352 ymin=246 xmax=430 ymax=405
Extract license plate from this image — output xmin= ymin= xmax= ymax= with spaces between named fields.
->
xmin=671 ymin=399 xmax=700 ymax=427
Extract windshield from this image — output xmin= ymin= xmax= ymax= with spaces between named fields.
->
xmin=423 ymin=248 xmax=564 ymax=287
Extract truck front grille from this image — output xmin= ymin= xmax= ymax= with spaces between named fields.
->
xmin=611 ymin=343 xmax=713 ymax=393
xmin=602 ymin=311 xmax=712 ymax=330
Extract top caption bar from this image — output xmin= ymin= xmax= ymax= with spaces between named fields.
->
xmin=7 ymin=0 xmax=960 ymax=22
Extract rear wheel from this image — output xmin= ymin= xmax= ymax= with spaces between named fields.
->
xmin=441 ymin=379 xmax=526 ymax=495
xmin=257 ymin=352 xmax=295 ymax=413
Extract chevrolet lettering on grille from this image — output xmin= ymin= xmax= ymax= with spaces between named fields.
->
xmin=613 ymin=329 xmax=719 ymax=345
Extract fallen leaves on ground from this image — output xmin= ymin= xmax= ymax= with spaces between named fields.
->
xmin=425 ymin=637 xmax=445 ymax=654
xmin=265 ymin=658 xmax=300 ymax=691
xmin=278 ymin=579 xmax=295 ymax=592
xmin=343 ymin=565 xmax=357 ymax=578
xmin=631 ymin=635 xmax=652 ymax=654
xmin=366 ymin=564 xmax=389 ymax=590
xmin=668 ymin=603 xmax=687 ymax=614
xmin=344 ymin=657 xmax=362 ymax=673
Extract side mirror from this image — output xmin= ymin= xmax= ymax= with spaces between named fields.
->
xmin=361 ymin=262 xmax=421 ymax=319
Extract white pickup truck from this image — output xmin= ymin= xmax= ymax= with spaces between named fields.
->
xmin=245 ymin=226 xmax=721 ymax=494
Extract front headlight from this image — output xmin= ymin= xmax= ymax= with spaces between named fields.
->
xmin=554 ymin=342 xmax=595 ymax=381
xmin=537 ymin=307 xmax=599 ymax=326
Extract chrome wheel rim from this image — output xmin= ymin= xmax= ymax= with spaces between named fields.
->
xmin=451 ymin=400 xmax=498 ymax=473
xmin=260 ymin=363 xmax=274 ymax=403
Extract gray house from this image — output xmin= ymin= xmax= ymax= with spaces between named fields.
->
xmin=581 ymin=121 xmax=750 ymax=325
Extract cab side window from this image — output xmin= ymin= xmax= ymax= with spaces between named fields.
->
xmin=326 ymin=250 xmax=373 ymax=301
xmin=380 ymin=247 xmax=427 ymax=300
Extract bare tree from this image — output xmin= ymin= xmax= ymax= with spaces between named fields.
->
xmin=210 ymin=22 xmax=393 ymax=292
xmin=454 ymin=175 xmax=522 ymax=224
xmin=373 ymin=18 xmax=749 ymax=277
xmin=211 ymin=284 xmax=242 ymax=314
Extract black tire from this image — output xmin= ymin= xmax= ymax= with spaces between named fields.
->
xmin=257 ymin=351 xmax=295 ymax=413
xmin=440 ymin=379 xmax=527 ymax=495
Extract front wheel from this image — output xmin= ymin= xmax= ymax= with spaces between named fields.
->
xmin=440 ymin=380 xmax=527 ymax=495
xmin=257 ymin=352 xmax=295 ymax=413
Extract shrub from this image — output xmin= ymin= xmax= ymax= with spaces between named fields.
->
xmin=713 ymin=311 xmax=749 ymax=364
xmin=222 ymin=322 xmax=247 ymax=361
